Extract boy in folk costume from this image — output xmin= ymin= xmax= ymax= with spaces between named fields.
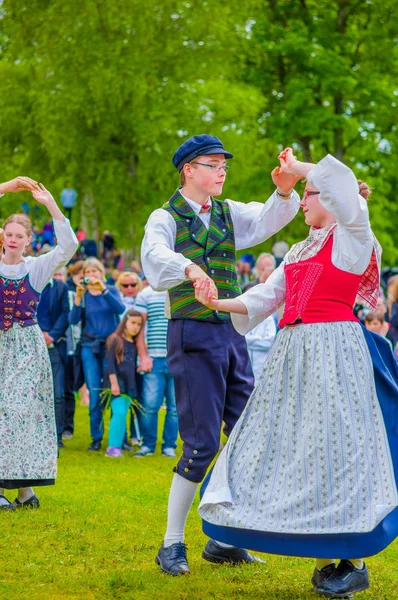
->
xmin=141 ymin=134 xmax=300 ymax=574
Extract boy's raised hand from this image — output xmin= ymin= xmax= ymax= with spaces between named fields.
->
xmin=271 ymin=147 xmax=303 ymax=193
xmin=271 ymin=166 xmax=302 ymax=194
xmin=278 ymin=148 xmax=302 ymax=175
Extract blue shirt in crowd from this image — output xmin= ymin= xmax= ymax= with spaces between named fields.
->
xmin=61 ymin=187 xmax=77 ymax=209
xmin=68 ymin=286 xmax=124 ymax=346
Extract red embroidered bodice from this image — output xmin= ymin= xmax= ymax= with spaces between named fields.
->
xmin=279 ymin=235 xmax=362 ymax=328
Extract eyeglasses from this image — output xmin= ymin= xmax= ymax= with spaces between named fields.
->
xmin=303 ymin=190 xmax=320 ymax=201
xmin=121 ymin=283 xmax=137 ymax=288
xmin=192 ymin=162 xmax=230 ymax=173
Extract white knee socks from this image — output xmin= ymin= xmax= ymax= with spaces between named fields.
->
xmin=348 ymin=559 xmax=364 ymax=569
xmin=18 ymin=487 xmax=34 ymax=502
xmin=164 ymin=474 xmax=198 ymax=547
xmin=316 ymin=559 xmax=336 ymax=570
xmin=315 ymin=558 xmax=364 ymax=570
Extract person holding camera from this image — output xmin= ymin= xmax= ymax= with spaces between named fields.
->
xmin=68 ymin=257 xmax=125 ymax=451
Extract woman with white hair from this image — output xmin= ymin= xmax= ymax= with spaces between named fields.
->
xmin=116 ymin=271 xmax=143 ymax=310
xmin=68 ymin=257 xmax=125 ymax=451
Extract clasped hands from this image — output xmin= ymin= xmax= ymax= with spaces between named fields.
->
xmin=194 ymin=279 xmax=220 ymax=310
xmin=0 ymin=176 xmax=56 ymax=208
xmin=271 ymin=147 xmax=305 ymax=193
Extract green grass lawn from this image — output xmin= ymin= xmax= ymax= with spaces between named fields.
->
xmin=1 ymin=403 xmax=397 ymax=600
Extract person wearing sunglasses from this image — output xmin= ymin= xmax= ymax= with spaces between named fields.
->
xmin=196 ymin=148 xmax=398 ymax=598
xmin=141 ymin=134 xmax=301 ymax=575
xmin=116 ymin=272 xmax=143 ymax=310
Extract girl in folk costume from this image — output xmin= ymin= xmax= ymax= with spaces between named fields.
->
xmin=195 ymin=150 xmax=398 ymax=598
xmin=0 ymin=179 xmax=78 ymax=511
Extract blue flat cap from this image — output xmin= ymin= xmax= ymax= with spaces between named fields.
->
xmin=173 ymin=134 xmax=233 ymax=171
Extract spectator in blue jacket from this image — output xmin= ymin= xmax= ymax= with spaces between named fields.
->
xmin=68 ymin=258 xmax=125 ymax=451
xmin=37 ymin=272 xmax=70 ymax=449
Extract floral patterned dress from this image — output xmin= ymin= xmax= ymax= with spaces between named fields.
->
xmin=0 ymin=218 xmax=78 ymax=489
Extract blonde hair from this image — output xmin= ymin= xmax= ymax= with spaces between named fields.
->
xmin=2 ymin=213 xmax=32 ymax=237
xmin=179 ymin=161 xmax=197 ymax=186
xmin=83 ymin=257 xmax=106 ymax=280
xmin=116 ymin=271 xmax=142 ymax=293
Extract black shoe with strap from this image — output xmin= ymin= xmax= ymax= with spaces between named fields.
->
xmin=316 ymin=560 xmax=369 ymax=598
xmin=0 ymin=495 xmax=15 ymax=511
xmin=202 ymin=539 xmax=266 ymax=565
xmin=312 ymin=563 xmax=354 ymax=598
xmin=155 ymin=542 xmax=190 ymax=576
xmin=312 ymin=563 xmax=345 ymax=595
xmin=11 ymin=494 xmax=40 ymax=509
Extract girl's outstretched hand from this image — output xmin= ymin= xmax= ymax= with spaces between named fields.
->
xmin=31 ymin=183 xmax=56 ymax=207
xmin=194 ymin=279 xmax=220 ymax=310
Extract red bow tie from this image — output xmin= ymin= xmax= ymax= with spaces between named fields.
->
xmin=200 ymin=203 xmax=211 ymax=213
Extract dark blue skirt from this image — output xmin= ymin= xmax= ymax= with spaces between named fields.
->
xmin=200 ymin=327 xmax=398 ymax=558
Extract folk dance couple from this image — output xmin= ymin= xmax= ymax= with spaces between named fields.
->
xmin=143 ymin=135 xmax=398 ymax=598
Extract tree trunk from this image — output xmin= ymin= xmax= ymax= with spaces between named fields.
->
xmin=80 ymin=188 xmax=99 ymax=240
xmin=333 ymin=93 xmax=344 ymax=160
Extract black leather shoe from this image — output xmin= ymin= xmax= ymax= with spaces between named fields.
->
xmin=202 ymin=539 xmax=265 ymax=565
xmin=155 ymin=542 xmax=190 ymax=576
xmin=88 ymin=440 xmax=102 ymax=451
xmin=311 ymin=563 xmax=337 ymax=590
xmin=58 ymin=440 xmax=66 ymax=449
xmin=12 ymin=494 xmax=40 ymax=509
xmin=0 ymin=495 xmax=15 ymax=511
xmin=316 ymin=560 xmax=369 ymax=598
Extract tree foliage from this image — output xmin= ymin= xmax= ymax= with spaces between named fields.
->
xmin=0 ymin=0 xmax=397 ymax=262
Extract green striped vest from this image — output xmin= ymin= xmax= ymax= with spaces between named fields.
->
xmin=163 ymin=191 xmax=241 ymax=323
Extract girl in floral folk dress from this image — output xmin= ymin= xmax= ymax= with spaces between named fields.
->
xmin=0 ymin=178 xmax=78 ymax=511
xmin=195 ymin=150 xmax=398 ymax=598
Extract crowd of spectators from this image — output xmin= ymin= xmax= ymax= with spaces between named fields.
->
xmin=34 ymin=223 xmax=398 ymax=458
